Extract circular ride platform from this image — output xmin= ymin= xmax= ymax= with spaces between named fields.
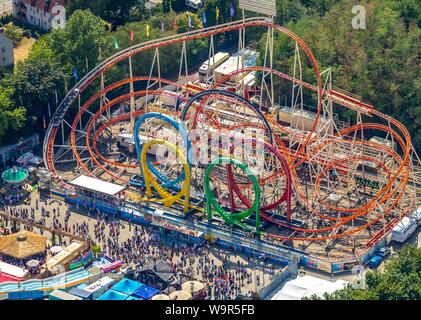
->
xmin=2 ymin=167 xmax=29 ymax=185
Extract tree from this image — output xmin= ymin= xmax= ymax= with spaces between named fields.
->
xmin=67 ymin=0 xmax=144 ymax=27
xmin=13 ymin=38 xmax=66 ymax=129
xmin=0 ymin=81 xmax=26 ymax=145
xmin=392 ymin=0 xmax=421 ymax=30
xmin=1 ymin=22 xmax=24 ymax=46
xmin=202 ymin=0 xmax=240 ymax=26
xmin=174 ymin=12 xmax=203 ymax=34
xmin=276 ymin=0 xmax=307 ymax=25
xmin=162 ymin=0 xmax=171 ymax=13
xmin=265 ymin=0 xmax=421 ymax=152
xmin=91 ymin=244 xmax=102 ymax=257
xmin=49 ymin=10 xmax=112 ymax=77
xmin=170 ymin=0 xmax=186 ymax=12
xmin=317 ymin=245 xmax=421 ymax=300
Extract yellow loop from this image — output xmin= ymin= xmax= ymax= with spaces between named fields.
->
xmin=141 ymin=139 xmax=191 ymax=213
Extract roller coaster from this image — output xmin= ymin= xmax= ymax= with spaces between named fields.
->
xmin=43 ymin=17 xmax=421 ymax=268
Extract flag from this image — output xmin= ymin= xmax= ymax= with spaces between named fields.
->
xmin=188 ymin=15 xmax=192 ymax=28
xmin=43 ymin=116 xmax=46 ymax=129
xmin=130 ymin=30 xmax=134 ymax=42
xmin=216 ymin=7 xmax=220 ymax=21
xmin=114 ymin=36 xmax=119 ymax=49
xmin=230 ymin=3 xmax=235 ymax=18
xmin=73 ymin=67 xmax=78 ymax=81
xmin=202 ymin=11 xmax=207 ymax=26
xmin=146 ymin=24 xmax=150 ymax=37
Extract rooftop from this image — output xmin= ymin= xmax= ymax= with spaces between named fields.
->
xmin=138 ymin=259 xmax=175 ymax=283
xmin=23 ymin=0 xmax=68 ymax=14
xmin=271 ymin=275 xmax=348 ymax=300
xmin=0 ymin=231 xmax=47 ymax=260
xmin=69 ymin=175 xmax=126 ymax=196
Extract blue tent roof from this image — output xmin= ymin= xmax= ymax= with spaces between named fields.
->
xmin=112 ymin=278 xmax=144 ymax=295
xmin=132 ymin=285 xmax=160 ymax=300
xmin=125 ymin=296 xmax=143 ymax=301
xmin=97 ymin=289 xmax=129 ymax=301
xmin=68 ymin=287 xmax=91 ymax=299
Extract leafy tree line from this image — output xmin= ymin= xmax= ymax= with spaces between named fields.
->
xmin=261 ymin=0 xmax=421 ymax=151
xmin=306 ymin=245 xmax=421 ymax=300
xmin=67 ymin=0 xmax=147 ymax=27
xmin=0 ymin=9 xmax=209 ymax=145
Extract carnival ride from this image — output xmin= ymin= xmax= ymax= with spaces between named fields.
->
xmin=43 ymin=17 xmax=421 ymax=262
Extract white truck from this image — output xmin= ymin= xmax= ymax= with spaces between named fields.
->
xmin=410 ymin=206 xmax=421 ymax=224
xmin=391 ymin=216 xmax=418 ymax=243
xmin=186 ymin=0 xmax=203 ymax=10
xmin=199 ymin=52 xmax=230 ymax=83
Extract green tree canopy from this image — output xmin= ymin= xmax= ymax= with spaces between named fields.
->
xmin=67 ymin=0 xmax=144 ymax=27
xmin=49 ymin=9 xmax=112 ymax=76
xmin=318 ymin=245 xmax=421 ymax=300
xmin=263 ymin=0 xmax=421 ymax=151
xmin=0 ymin=80 xmax=26 ymax=144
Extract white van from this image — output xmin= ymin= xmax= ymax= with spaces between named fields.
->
xmin=186 ymin=0 xmax=203 ymax=10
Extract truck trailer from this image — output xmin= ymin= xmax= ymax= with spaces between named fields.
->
xmin=391 ymin=216 xmax=417 ymax=243
xmin=199 ymin=52 xmax=230 ymax=83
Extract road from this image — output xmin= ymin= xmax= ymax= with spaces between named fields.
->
xmin=0 ymin=0 xmax=12 ymax=16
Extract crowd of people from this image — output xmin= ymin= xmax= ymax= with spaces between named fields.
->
xmin=0 ymin=188 xmax=272 ymax=299
xmin=0 ymin=190 xmax=31 ymax=207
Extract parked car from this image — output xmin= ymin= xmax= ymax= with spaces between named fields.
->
xmin=367 ymin=255 xmax=382 ymax=269
xmin=377 ymin=247 xmax=391 ymax=258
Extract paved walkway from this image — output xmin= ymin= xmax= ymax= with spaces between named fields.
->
xmin=1 ymin=190 xmax=280 ymax=298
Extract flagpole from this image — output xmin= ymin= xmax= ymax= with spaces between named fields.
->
xmin=43 ymin=116 xmax=47 ymax=136
xmin=47 ymin=102 xmax=51 ymax=122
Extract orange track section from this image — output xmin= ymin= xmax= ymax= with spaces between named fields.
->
xmin=45 ymin=20 xmax=414 ymax=243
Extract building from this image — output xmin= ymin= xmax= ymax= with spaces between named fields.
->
xmin=0 ymin=133 xmax=40 ymax=169
xmin=145 ymin=0 xmax=162 ymax=11
xmin=0 ymin=33 xmax=13 ymax=67
xmin=136 ymin=259 xmax=178 ymax=291
xmin=12 ymin=0 xmax=67 ymax=31
xmin=0 ymin=0 xmax=13 ymax=16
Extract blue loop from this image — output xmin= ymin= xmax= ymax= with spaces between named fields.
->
xmin=180 ymin=89 xmax=273 ymax=145
xmin=134 ymin=112 xmax=191 ymax=188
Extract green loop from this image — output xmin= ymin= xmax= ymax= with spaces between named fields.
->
xmin=204 ymin=157 xmax=261 ymax=232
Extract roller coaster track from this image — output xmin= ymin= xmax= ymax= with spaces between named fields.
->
xmin=44 ymin=17 xmax=322 ymax=179
xmin=43 ymin=17 xmax=418 ymax=246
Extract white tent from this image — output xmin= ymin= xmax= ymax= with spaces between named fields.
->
xmin=0 ymin=261 xmax=29 ymax=279
xmin=271 ymin=275 xmax=348 ymax=300
xmin=69 ymin=175 xmax=126 ymax=196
